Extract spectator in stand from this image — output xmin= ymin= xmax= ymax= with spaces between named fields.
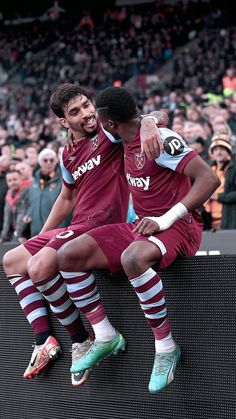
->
xmin=201 ymin=119 xmax=213 ymax=145
xmin=15 ymin=161 xmax=33 ymax=189
xmin=23 ymin=148 xmax=66 ymax=237
xmin=15 ymin=147 xmax=26 ymax=161
xmin=25 ymin=146 xmax=39 ymax=175
xmin=8 ymin=157 xmax=23 ymax=171
xmin=203 ymin=132 xmax=235 ymax=230
xmin=0 ymin=154 xmax=9 ymax=235
xmin=171 ymin=116 xmax=185 ymax=138
xmin=0 ymin=144 xmax=11 ymax=158
xmin=0 ymin=170 xmax=28 ymax=242
xmin=0 ymin=127 xmax=8 ymax=148
xmin=228 ymin=100 xmax=236 ymax=136
xmin=222 ymin=68 xmax=236 ymax=98
xmin=188 ymin=136 xmax=209 ymax=163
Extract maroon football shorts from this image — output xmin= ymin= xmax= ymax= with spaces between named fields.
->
xmin=87 ymin=215 xmax=203 ymax=273
xmin=23 ymin=224 xmax=96 ymax=255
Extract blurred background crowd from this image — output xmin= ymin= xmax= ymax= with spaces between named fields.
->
xmin=0 ymin=0 xmax=236 ymax=243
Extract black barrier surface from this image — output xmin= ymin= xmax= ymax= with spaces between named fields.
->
xmin=0 ymin=256 xmax=235 ymax=419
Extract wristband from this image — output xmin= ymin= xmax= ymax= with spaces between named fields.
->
xmin=145 ymin=202 xmax=188 ymax=231
xmin=142 ymin=115 xmax=159 ymax=125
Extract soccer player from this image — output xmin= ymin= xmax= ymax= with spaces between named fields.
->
xmin=57 ymin=86 xmax=220 ymax=393
xmin=3 ymin=83 xmax=163 ymax=386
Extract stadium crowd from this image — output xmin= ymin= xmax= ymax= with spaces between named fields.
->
xmin=0 ymin=0 xmax=236 ymax=242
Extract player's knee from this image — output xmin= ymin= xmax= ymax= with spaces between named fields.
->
xmin=2 ymin=250 xmax=13 ymax=271
xmin=27 ymin=255 xmax=51 ymax=282
xmin=3 ymin=246 xmax=30 ymax=276
xmin=2 ymin=249 xmax=19 ymax=275
xmin=121 ymin=246 xmax=143 ymax=275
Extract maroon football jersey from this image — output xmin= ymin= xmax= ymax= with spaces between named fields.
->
xmin=124 ymin=127 xmax=200 ymax=220
xmin=61 ymin=126 xmax=129 ymax=225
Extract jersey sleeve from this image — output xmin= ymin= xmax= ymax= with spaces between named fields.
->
xmin=60 ymin=155 xmax=75 ymax=189
xmin=155 ymin=128 xmax=197 ymax=173
xmin=101 ymin=124 xmax=122 ymax=144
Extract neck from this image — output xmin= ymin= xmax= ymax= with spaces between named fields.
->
xmin=72 ymin=131 xmax=86 ymax=142
xmin=73 ymin=130 xmax=97 ymax=143
xmin=120 ymin=117 xmax=141 ymax=144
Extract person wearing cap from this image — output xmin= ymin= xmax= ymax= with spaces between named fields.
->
xmin=204 ymin=132 xmax=236 ymax=230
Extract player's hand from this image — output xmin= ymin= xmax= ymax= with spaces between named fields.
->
xmin=65 ymin=129 xmax=76 ymax=151
xmin=140 ymin=119 xmax=164 ymax=160
xmin=133 ymin=218 xmax=160 ymax=235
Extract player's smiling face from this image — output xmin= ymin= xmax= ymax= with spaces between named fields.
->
xmin=62 ymin=94 xmax=98 ymax=135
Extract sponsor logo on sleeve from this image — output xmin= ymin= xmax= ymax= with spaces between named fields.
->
xmin=164 ymin=136 xmax=184 ymax=156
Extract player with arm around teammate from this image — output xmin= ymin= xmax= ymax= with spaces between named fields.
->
xmin=2 ymin=83 xmax=163 ymax=385
xmin=57 ymin=86 xmax=220 ymax=393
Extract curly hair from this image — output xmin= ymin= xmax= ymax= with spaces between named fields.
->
xmin=95 ymin=87 xmax=138 ymax=122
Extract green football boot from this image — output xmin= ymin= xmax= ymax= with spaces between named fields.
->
xmin=70 ymin=332 xmax=126 ymax=373
xmin=148 ymin=345 xmax=181 ymax=393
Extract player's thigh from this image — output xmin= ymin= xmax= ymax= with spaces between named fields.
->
xmin=87 ymin=223 xmax=135 ymax=273
xmin=2 ymin=244 xmax=31 ymax=276
xmin=139 ymin=218 xmax=201 ymax=271
xmin=58 ymin=233 xmax=110 ymax=271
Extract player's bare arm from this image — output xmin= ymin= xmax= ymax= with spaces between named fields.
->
xmin=40 ymin=184 xmax=75 ymax=233
xmin=134 ymin=156 xmax=220 ymax=236
xmin=140 ymin=111 xmax=169 ymax=159
xmin=181 ymin=155 xmax=220 ymax=211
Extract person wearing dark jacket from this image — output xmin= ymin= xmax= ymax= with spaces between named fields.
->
xmin=23 ymin=148 xmax=69 ymax=237
xmin=218 ymin=157 xmax=236 ymax=229
xmin=0 ymin=155 xmax=9 ymax=234
xmin=0 ymin=170 xmax=27 ymax=242
xmin=204 ymin=132 xmax=236 ymax=229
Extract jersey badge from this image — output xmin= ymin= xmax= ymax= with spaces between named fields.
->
xmin=91 ymin=135 xmax=99 ymax=151
xmin=135 ymin=152 xmax=145 ymax=169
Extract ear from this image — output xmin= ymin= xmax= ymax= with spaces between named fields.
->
xmin=59 ymin=117 xmax=70 ymax=129
xmin=108 ymin=119 xmax=118 ymax=129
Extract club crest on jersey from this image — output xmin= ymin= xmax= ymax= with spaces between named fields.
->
xmin=91 ymin=135 xmax=99 ymax=151
xmin=135 ymin=152 xmax=145 ymax=169
xmin=164 ymin=136 xmax=184 ymax=156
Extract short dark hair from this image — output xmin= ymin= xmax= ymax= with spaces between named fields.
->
xmin=95 ymin=87 xmax=138 ymax=122
xmin=189 ymin=136 xmax=205 ymax=147
xmin=50 ymin=83 xmax=91 ymax=118
xmin=6 ymin=169 xmax=21 ymax=176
